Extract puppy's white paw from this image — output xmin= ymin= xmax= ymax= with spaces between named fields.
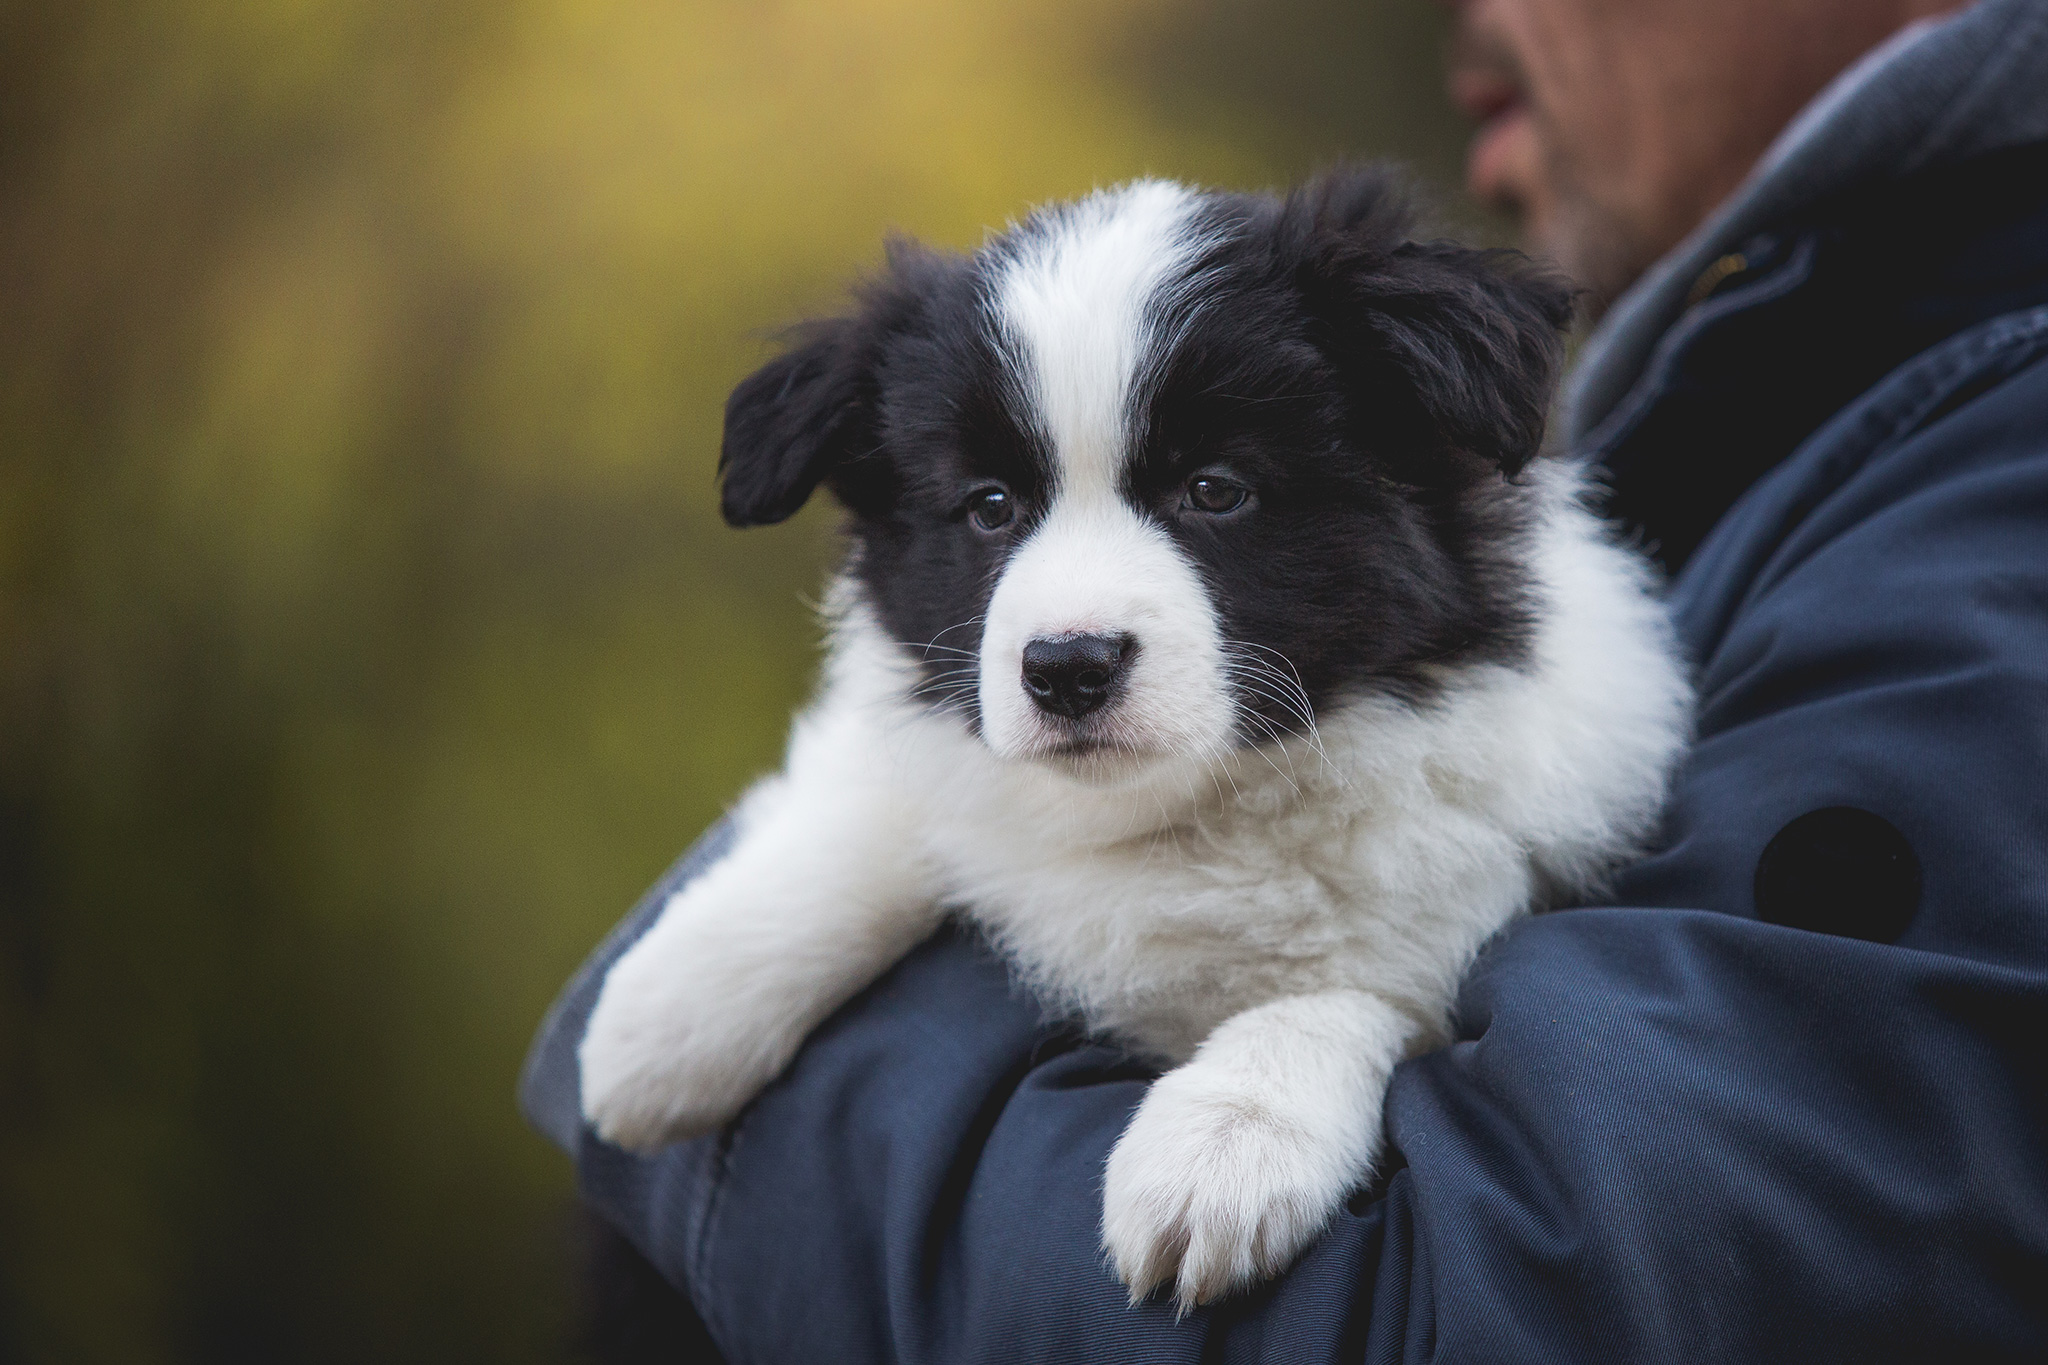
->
xmin=1102 ymin=1059 xmax=1377 ymax=1314
xmin=577 ymin=892 xmax=805 ymax=1153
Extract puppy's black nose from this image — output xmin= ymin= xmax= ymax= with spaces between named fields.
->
xmin=1021 ymin=633 xmax=1133 ymax=720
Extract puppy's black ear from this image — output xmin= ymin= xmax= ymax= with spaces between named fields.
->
xmin=719 ymin=237 xmax=956 ymax=526
xmin=719 ymin=315 xmax=873 ymax=528
xmin=1289 ymin=165 xmax=1577 ymax=474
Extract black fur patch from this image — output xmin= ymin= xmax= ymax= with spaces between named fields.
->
xmin=716 ymin=166 xmax=1574 ymax=739
xmin=1120 ymin=171 xmax=1570 ymax=732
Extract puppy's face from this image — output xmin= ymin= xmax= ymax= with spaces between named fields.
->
xmin=720 ymin=170 xmax=1573 ymax=781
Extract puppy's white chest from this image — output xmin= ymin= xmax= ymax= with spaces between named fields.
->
xmin=915 ymin=748 xmax=1518 ymax=1064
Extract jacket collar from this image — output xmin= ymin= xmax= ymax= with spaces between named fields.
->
xmin=1561 ymin=0 xmax=2048 ymax=450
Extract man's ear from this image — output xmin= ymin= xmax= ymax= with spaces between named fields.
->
xmin=1288 ymin=165 xmax=1578 ymax=474
xmin=719 ymin=315 xmax=872 ymax=528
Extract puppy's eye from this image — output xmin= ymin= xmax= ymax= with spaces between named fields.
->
xmin=968 ymin=486 xmax=1014 ymax=531
xmin=1185 ymin=473 xmax=1250 ymax=515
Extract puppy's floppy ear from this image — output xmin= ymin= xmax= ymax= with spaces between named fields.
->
xmin=719 ymin=315 xmax=873 ymax=528
xmin=1289 ymin=164 xmax=1577 ymax=474
xmin=719 ymin=236 xmax=954 ymax=527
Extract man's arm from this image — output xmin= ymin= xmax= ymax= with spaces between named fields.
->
xmin=528 ymin=313 xmax=2048 ymax=1362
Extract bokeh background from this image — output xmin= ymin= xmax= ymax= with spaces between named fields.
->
xmin=0 ymin=2 xmax=1482 ymax=1359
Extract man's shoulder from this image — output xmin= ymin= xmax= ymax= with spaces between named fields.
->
xmin=1614 ymin=297 xmax=2048 ymax=963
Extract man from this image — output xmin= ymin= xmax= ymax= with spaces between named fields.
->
xmin=524 ymin=0 xmax=2048 ymax=1357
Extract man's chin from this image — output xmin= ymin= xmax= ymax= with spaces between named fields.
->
xmin=1461 ymin=117 xmax=1657 ymax=319
xmin=1529 ymin=183 xmax=1658 ymax=321
xmin=1466 ymin=105 xmax=1538 ymax=211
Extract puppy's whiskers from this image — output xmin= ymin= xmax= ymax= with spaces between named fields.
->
xmin=908 ymin=662 xmax=983 ymax=723
xmin=1222 ymin=640 xmax=1337 ymax=785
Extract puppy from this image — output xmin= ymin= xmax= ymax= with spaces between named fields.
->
xmin=578 ymin=167 xmax=1691 ymax=1312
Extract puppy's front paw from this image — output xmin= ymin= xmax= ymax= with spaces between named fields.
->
xmin=1102 ymin=1060 xmax=1376 ymax=1314
xmin=577 ymin=897 xmax=801 ymax=1153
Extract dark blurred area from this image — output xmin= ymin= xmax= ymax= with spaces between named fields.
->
xmin=0 ymin=2 xmax=1476 ymax=1359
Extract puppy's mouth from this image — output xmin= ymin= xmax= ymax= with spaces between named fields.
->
xmin=1043 ymin=735 xmax=1121 ymax=759
xmin=1001 ymin=712 xmax=1166 ymax=777
xmin=1023 ymin=719 xmax=1142 ymax=761
xmin=1027 ymin=734 xmax=1165 ymax=786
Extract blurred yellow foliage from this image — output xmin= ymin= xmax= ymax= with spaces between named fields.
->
xmin=0 ymin=1 xmax=1470 ymax=1359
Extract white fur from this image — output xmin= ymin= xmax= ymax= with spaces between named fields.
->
xmin=994 ymin=179 xmax=1207 ymax=503
xmin=574 ymin=657 xmax=945 ymax=1150
xmin=978 ymin=182 xmax=1236 ymax=775
xmin=1102 ymin=991 xmax=1408 ymax=1303
xmin=977 ymin=500 xmax=1235 ymax=768
xmin=579 ymin=183 xmax=1692 ymax=1312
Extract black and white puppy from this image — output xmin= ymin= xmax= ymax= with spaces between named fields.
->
xmin=579 ymin=168 xmax=1691 ymax=1311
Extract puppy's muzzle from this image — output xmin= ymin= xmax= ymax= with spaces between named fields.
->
xmin=1020 ymin=632 xmax=1135 ymax=720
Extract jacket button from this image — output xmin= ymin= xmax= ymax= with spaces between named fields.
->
xmin=1685 ymin=251 xmax=1750 ymax=306
xmin=1753 ymin=807 xmax=1921 ymax=943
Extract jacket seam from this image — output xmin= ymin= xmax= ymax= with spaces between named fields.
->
xmin=1732 ymin=302 xmax=2048 ymax=616
xmin=1579 ymin=236 xmax=1820 ymax=463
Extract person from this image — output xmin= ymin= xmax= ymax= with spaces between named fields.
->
xmin=521 ymin=0 xmax=2048 ymax=1357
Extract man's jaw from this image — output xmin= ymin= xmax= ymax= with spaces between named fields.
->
xmin=1445 ymin=26 xmax=1639 ymax=317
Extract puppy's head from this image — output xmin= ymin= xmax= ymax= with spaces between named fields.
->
xmin=720 ymin=167 xmax=1574 ymax=781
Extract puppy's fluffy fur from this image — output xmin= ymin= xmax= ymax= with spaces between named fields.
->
xmin=579 ymin=169 xmax=1692 ymax=1311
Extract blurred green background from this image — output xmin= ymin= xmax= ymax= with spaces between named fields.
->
xmin=0 ymin=1 xmax=1478 ymax=1359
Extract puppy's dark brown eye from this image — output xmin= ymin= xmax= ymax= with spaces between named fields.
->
xmin=1186 ymin=474 xmax=1250 ymax=515
xmin=969 ymin=486 xmax=1014 ymax=531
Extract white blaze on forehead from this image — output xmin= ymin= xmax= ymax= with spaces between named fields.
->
xmin=977 ymin=181 xmax=1236 ymax=775
xmin=993 ymin=180 xmax=1206 ymax=501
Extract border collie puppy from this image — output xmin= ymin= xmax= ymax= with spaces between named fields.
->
xmin=579 ymin=167 xmax=1691 ymax=1312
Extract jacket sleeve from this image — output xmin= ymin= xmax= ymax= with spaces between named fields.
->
xmin=528 ymin=326 xmax=2048 ymax=1364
